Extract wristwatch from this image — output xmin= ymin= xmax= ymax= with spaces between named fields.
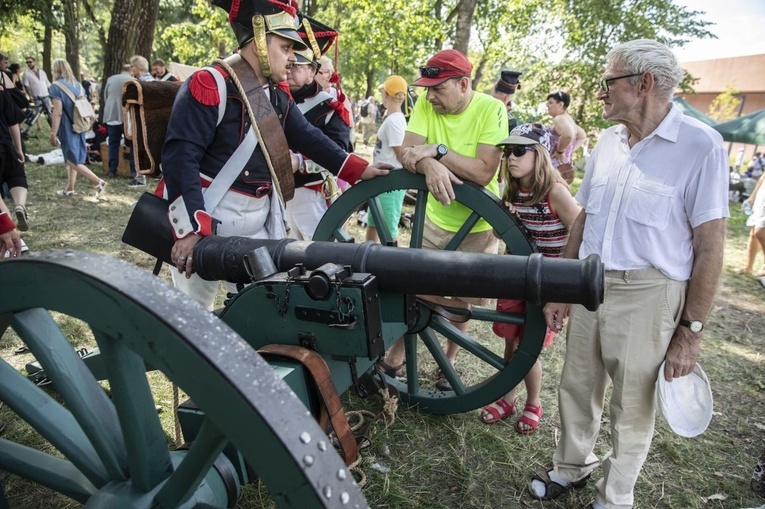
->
xmin=679 ymin=319 xmax=704 ymax=333
xmin=434 ymin=144 xmax=448 ymax=161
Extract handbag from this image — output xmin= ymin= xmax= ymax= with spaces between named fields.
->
xmin=122 ymin=192 xmax=177 ymax=265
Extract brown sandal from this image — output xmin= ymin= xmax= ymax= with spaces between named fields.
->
xmin=376 ymin=359 xmax=403 ymax=377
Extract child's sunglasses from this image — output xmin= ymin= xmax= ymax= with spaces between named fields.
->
xmin=504 ymin=146 xmax=536 ymax=158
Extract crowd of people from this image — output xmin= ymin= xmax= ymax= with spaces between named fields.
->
xmin=2 ymin=0 xmax=762 ymax=506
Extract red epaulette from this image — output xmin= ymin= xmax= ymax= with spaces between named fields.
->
xmin=189 ymin=66 xmax=229 ymax=106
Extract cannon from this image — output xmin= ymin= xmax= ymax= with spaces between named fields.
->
xmin=0 ymin=173 xmax=603 ymax=508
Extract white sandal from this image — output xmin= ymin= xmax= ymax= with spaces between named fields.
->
xmin=95 ymin=180 xmax=107 ymax=197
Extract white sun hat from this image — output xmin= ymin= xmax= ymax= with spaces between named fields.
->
xmin=655 ymin=361 xmax=713 ymax=438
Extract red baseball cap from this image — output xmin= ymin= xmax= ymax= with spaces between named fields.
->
xmin=411 ymin=49 xmax=473 ymax=87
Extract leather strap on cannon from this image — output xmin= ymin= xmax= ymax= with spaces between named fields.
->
xmin=257 ymin=344 xmax=358 ymax=466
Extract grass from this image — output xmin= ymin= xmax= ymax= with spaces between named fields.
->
xmin=2 ymin=123 xmax=764 ymax=509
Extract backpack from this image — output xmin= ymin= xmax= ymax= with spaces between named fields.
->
xmin=360 ymin=101 xmax=369 ymax=118
xmin=122 ymin=67 xmax=226 ymax=177
xmin=53 ymin=81 xmax=96 ymax=133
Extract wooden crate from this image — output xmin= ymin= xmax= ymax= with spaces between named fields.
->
xmin=99 ymin=142 xmax=133 ymax=176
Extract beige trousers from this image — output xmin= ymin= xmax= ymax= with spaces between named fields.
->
xmin=553 ymin=268 xmax=687 ymax=509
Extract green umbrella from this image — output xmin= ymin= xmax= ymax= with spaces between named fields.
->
xmin=713 ymin=108 xmax=765 ymax=146
xmin=672 ymin=97 xmax=717 ymax=126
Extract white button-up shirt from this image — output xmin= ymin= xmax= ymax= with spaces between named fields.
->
xmin=576 ymin=104 xmax=729 ymax=281
xmin=21 ymin=68 xmax=51 ymax=98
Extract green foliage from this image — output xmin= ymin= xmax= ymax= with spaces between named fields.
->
xmin=510 ymin=0 xmax=716 ymax=131
xmin=708 ymin=85 xmax=742 ymax=123
xmin=3 ymin=0 xmax=717 ymax=134
xmin=310 ymin=0 xmax=446 ymax=98
xmin=155 ymin=0 xmax=235 ymax=66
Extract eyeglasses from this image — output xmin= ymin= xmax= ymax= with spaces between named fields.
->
xmin=504 ymin=146 xmax=536 ymax=158
xmin=599 ymin=73 xmax=642 ymax=93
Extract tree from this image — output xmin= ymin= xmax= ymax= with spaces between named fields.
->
xmin=521 ymin=0 xmax=715 ymax=131
xmin=156 ymin=0 xmax=234 ymax=66
xmin=101 ymin=0 xmax=160 ymax=81
xmin=311 ymin=0 xmax=445 ymax=98
xmin=708 ymin=86 xmax=742 ymax=123
xmin=449 ymin=0 xmax=476 ymax=55
xmin=62 ymin=0 xmax=81 ymax=77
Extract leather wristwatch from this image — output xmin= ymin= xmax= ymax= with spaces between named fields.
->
xmin=434 ymin=144 xmax=448 ymax=161
xmin=679 ymin=319 xmax=704 ymax=333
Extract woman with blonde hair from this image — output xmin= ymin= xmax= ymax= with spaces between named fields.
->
xmin=48 ymin=58 xmax=106 ymax=197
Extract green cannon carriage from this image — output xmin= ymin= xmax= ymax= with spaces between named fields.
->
xmin=0 ymin=174 xmax=603 ymax=508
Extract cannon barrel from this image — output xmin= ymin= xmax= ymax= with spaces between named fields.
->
xmin=194 ymin=236 xmax=604 ymax=311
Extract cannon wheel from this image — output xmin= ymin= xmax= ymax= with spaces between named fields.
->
xmin=0 ymin=251 xmax=365 ymax=508
xmin=313 ymin=170 xmax=548 ymax=414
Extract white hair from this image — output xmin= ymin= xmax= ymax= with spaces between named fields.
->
xmin=606 ymin=39 xmax=683 ymax=101
xmin=318 ymin=56 xmax=334 ymax=74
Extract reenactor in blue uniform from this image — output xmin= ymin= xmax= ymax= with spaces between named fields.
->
xmin=160 ymin=0 xmax=390 ymax=309
xmin=286 ymin=15 xmax=352 ymax=240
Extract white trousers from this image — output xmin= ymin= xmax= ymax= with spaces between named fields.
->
xmin=553 ymin=268 xmax=687 ymax=509
xmin=172 ymin=190 xmax=271 ymax=311
xmin=286 ymin=187 xmax=327 ymax=241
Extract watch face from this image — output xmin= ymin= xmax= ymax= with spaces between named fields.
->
xmin=690 ymin=321 xmax=703 ymax=333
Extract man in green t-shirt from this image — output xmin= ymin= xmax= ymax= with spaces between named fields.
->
xmin=377 ymin=49 xmax=508 ymax=391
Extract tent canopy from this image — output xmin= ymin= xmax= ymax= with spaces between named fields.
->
xmin=712 ymin=108 xmax=765 ymax=146
xmin=672 ymin=97 xmax=717 ymax=126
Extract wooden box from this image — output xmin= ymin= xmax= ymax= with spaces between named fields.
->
xmin=100 ymin=141 xmax=133 ymax=176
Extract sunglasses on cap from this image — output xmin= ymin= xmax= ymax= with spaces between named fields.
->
xmin=419 ymin=66 xmax=465 ymax=79
xmin=504 ymin=146 xmax=536 ymax=158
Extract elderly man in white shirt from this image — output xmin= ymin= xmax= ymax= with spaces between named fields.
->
xmin=528 ymin=39 xmax=728 ymax=509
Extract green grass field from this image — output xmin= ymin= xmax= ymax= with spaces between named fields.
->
xmin=1 ymin=123 xmax=764 ymax=508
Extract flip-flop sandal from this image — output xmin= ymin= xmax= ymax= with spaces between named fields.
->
xmin=516 ymin=402 xmax=543 ymax=434
xmin=480 ymin=398 xmax=515 ymax=424
xmin=528 ymin=469 xmax=591 ymax=500
xmin=14 ymin=345 xmax=29 ymax=355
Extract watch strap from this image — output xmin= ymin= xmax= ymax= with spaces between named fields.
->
xmin=679 ymin=319 xmax=703 ymax=332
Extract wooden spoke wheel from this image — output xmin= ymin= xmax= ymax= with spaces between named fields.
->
xmin=0 ymin=251 xmax=366 ymax=508
xmin=313 ymin=170 xmax=548 ymax=415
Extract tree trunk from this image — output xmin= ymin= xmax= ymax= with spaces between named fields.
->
xmin=135 ymin=0 xmax=161 ymax=61
xmin=452 ymin=0 xmax=476 ymax=55
xmin=473 ymin=58 xmax=487 ymax=91
xmin=43 ymin=25 xmax=53 ymax=77
xmin=365 ymin=68 xmax=375 ymax=99
xmin=62 ymin=0 xmax=80 ymax=78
